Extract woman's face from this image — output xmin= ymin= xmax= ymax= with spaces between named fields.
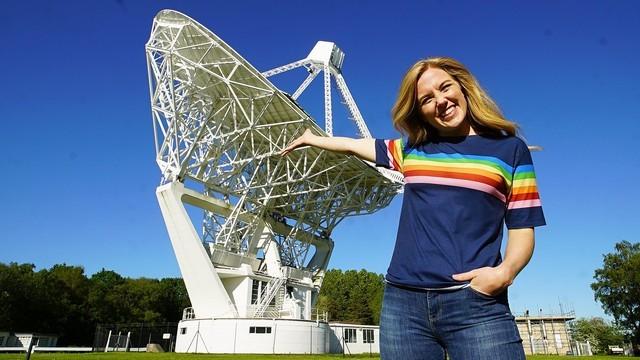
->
xmin=416 ymin=67 xmax=473 ymax=136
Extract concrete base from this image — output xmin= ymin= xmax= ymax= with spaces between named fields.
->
xmin=146 ymin=343 xmax=165 ymax=352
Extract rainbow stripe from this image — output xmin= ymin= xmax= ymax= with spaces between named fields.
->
xmin=385 ymin=139 xmax=541 ymax=207
xmin=385 ymin=139 xmax=404 ymax=172
xmin=508 ymin=165 xmax=541 ymax=209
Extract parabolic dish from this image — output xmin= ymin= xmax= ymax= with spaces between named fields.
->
xmin=146 ymin=9 xmax=401 ymax=235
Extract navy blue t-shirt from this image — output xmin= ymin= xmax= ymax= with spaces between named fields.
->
xmin=375 ymin=134 xmax=546 ymax=289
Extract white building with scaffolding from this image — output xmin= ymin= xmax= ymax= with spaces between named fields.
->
xmin=515 ymin=311 xmax=579 ymax=356
xmin=145 ymin=10 xmax=402 ymax=354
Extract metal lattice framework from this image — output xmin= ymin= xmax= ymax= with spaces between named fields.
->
xmin=146 ymin=10 xmax=402 ymax=304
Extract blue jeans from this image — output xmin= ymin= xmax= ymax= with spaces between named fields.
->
xmin=380 ymin=282 xmax=525 ymax=360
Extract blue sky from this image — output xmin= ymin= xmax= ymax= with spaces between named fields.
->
xmin=2 ymin=0 xmax=639 ymax=320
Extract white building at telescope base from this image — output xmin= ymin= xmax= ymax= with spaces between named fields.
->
xmin=175 ymin=317 xmax=380 ymax=355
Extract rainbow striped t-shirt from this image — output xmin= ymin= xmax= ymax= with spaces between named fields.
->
xmin=375 ymin=134 xmax=546 ymax=289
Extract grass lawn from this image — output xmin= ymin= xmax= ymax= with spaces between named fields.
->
xmin=0 ymin=354 xmax=632 ymax=360
xmin=1 ymin=354 xmax=374 ymax=360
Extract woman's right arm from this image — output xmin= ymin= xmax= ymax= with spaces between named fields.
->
xmin=280 ymin=129 xmax=376 ymax=162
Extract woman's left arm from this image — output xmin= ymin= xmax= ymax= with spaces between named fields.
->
xmin=500 ymin=227 xmax=535 ymax=284
xmin=452 ymin=228 xmax=535 ymax=296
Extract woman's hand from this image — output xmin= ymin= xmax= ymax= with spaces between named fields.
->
xmin=279 ymin=128 xmax=376 ymax=161
xmin=454 ymin=228 xmax=536 ymax=296
xmin=281 ymin=129 xmax=315 ymax=156
xmin=452 ymin=265 xmax=514 ymax=296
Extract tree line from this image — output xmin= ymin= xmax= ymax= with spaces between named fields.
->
xmin=0 ymin=263 xmax=190 ymax=346
xmin=0 ymin=263 xmax=384 ymax=346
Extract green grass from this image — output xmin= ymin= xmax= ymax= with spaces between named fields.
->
xmin=0 ymin=354 xmax=631 ymax=360
xmin=1 ymin=354 xmax=375 ymax=360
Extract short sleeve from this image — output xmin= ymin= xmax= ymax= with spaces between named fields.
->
xmin=375 ymin=138 xmax=405 ymax=173
xmin=505 ymin=142 xmax=546 ymax=229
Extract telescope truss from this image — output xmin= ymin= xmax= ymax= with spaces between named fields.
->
xmin=146 ymin=10 xmax=402 ymax=319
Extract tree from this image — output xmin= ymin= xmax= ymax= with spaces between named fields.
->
xmin=570 ymin=317 xmax=625 ymax=354
xmin=155 ymin=278 xmax=191 ymax=322
xmin=365 ymin=272 xmax=385 ymax=325
xmin=316 ymin=269 xmax=347 ymax=322
xmin=344 ymin=270 xmax=373 ymax=324
xmin=591 ymin=240 xmax=640 ymax=354
xmin=0 ymin=263 xmax=38 ymax=331
xmin=87 ymin=269 xmax=126 ymax=324
xmin=45 ymin=264 xmax=92 ymax=345
xmin=316 ymin=269 xmax=384 ymax=325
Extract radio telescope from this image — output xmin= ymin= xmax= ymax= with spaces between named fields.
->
xmin=146 ymin=10 xmax=402 ymax=353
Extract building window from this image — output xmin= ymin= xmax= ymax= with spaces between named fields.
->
xmin=249 ymin=326 xmax=272 ymax=334
xmin=251 ymin=279 xmax=277 ymax=306
xmin=344 ymin=328 xmax=357 ymax=343
xmin=180 ymin=327 xmax=187 ymax=335
xmin=251 ymin=280 xmax=260 ymax=304
xmin=363 ymin=329 xmax=375 ymax=343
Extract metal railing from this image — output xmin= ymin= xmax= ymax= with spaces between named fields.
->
xmin=250 ymin=277 xmax=286 ymax=318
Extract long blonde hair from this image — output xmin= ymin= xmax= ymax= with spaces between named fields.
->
xmin=392 ymin=57 xmax=518 ymax=145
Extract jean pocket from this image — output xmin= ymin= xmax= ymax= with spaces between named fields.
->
xmin=467 ymin=285 xmax=497 ymax=300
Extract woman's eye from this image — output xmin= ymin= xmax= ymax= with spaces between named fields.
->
xmin=422 ymin=97 xmax=432 ymax=105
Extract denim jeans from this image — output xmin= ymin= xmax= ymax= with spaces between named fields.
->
xmin=380 ymin=282 xmax=525 ymax=360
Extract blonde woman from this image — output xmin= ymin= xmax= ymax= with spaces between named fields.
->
xmin=282 ymin=57 xmax=545 ymax=359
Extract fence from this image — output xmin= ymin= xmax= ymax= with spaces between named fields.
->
xmin=569 ymin=340 xmax=593 ymax=356
xmin=93 ymin=322 xmax=178 ymax=352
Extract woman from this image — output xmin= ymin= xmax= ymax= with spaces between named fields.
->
xmin=282 ymin=57 xmax=545 ymax=359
